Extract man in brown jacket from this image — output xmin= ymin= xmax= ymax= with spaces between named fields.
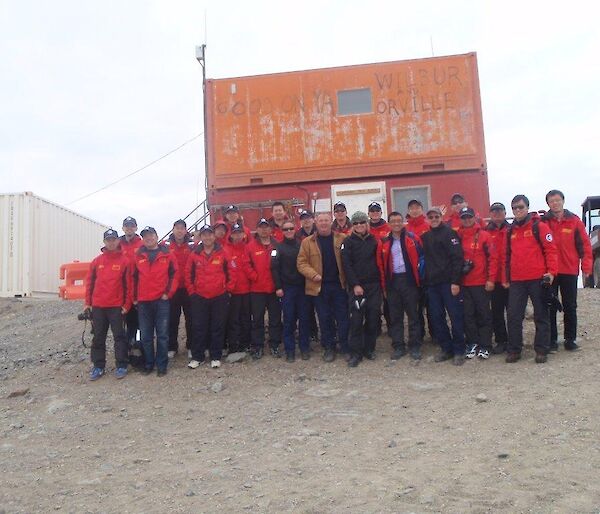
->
xmin=297 ymin=212 xmax=349 ymax=362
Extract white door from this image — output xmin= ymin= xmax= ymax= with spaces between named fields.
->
xmin=330 ymin=181 xmax=387 ymax=218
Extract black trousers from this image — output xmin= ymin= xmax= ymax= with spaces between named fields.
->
xmin=91 ymin=307 xmax=128 ymax=368
xmin=125 ymin=306 xmax=139 ymax=343
xmin=169 ymin=287 xmax=192 ymax=352
xmin=190 ymin=293 xmax=229 ymax=361
xmin=507 ymin=279 xmax=550 ymax=355
xmin=549 ymin=274 xmax=578 ymax=344
xmin=226 ymin=293 xmax=251 ymax=352
xmin=250 ymin=292 xmax=282 ymax=349
xmin=349 ymin=282 xmax=382 ymax=358
xmin=387 ymin=273 xmax=421 ymax=350
xmin=418 ymin=288 xmax=434 ymax=341
xmin=463 ymin=285 xmax=493 ymax=351
xmin=490 ymin=284 xmax=509 ymax=344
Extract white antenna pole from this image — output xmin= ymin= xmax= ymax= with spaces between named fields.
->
xmin=430 ymin=35 xmax=434 ymax=57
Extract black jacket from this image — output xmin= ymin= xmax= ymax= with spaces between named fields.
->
xmin=421 ymin=224 xmax=463 ymax=286
xmin=341 ymin=232 xmax=382 ymax=288
xmin=270 ymin=237 xmax=305 ymax=288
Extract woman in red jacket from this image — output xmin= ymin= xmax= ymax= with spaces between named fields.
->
xmin=185 ymin=225 xmax=235 ymax=369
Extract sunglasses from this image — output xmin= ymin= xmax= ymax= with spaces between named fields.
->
xmin=352 ymin=221 xmax=367 ymax=226
xmin=511 ymin=204 xmax=527 ymax=211
xmin=282 ymin=227 xmax=295 ymax=232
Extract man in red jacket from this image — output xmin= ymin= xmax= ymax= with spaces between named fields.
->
xmin=367 ymin=202 xmax=390 ymax=241
xmin=503 ymin=195 xmax=558 ymax=364
xmin=458 ymin=207 xmax=498 ymax=360
xmin=119 ymin=216 xmax=144 ymax=347
xmin=247 ymin=218 xmax=282 ymax=359
xmin=485 ymin=202 xmax=510 ymax=354
xmin=133 ymin=226 xmax=179 ymax=376
xmin=268 ymin=201 xmax=290 ymax=243
xmin=166 ymin=219 xmax=193 ymax=359
xmin=406 ymin=199 xmax=430 ymax=237
xmin=223 ymin=223 xmax=253 ymax=353
xmin=332 ymin=202 xmax=352 ymax=235
xmin=85 ymin=229 xmax=133 ymax=381
xmin=223 ymin=205 xmax=252 ymax=241
xmin=381 ymin=212 xmax=424 ymax=361
xmin=185 ymin=225 xmax=234 ymax=369
xmin=542 ymin=189 xmax=593 ymax=352
xmin=445 ymin=193 xmax=484 ymax=230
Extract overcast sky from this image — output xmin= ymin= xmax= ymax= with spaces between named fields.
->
xmin=1 ymin=0 xmax=598 ymax=236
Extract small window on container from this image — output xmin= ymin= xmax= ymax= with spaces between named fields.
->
xmin=337 ymin=88 xmax=372 ymax=116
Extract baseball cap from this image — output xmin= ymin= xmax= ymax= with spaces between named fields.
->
xmin=299 ymin=210 xmax=313 ymax=220
xmin=103 ymin=228 xmax=119 ymax=240
xmin=122 ymin=216 xmax=137 ymax=227
xmin=225 ymin=205 xmax=239 ymax=213
xmin=256 ymin=218 xmax=270 ymax=227
xmin=450 ymin=193 xmax=465 ymax=205
xmin=173 ymin=219 xmax=187 ymax=228
xmin=407 ymin=199 xmax=423 ymax=208
xmin=459 ymin=207 xmax=475 ymax=218
xmin=333 ymin=201 xmax=347 ymax=212
xmin=489 ymin=202 xmax=506 ymax=211
xmin=199 ymin=224 xmax=214 ymax=234
xmin=368 ymin=202 xmax=382 ymax=212
xmin=426 ymin=206 xmax=443 ymax=216
xmin=231 ymin=223 xmax=244 ymax=233
xmin=140 ymin=226 xmax=157 ymax=237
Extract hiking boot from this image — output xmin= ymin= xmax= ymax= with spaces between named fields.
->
xmin=114 ymin=367 xmax=128 ymax=379
xmin=347 ymin=355 xmax=361 ymax=368
xmin=548 ymin=342 xmax=559 ymax=353
xmin=434 ymin=351 xmax=453 ymax=363
xmin=535 ymin=352 xmax=547 ymax=364
xmin=270 ymin=346 xmax=282 ymax=358
xmin=210 ymin=360 xmax=221 ymax=369
xmin=188 ymin=360 xmax=201 ymax=369
xmin=465 ymin=344 xmax=478 ymax=359
xmin=505 ymin=352 xmax=521 ymax=363
xmin=564 ymin=341 xmax=580 ymax=351
xmin=410 ymin=347 xmax=422 ymax=361
xmin=363 ymin=351 xmax=375 ymax=360
xmin=300 ymin=351 xmax=311 ymax=361
xmin=157 ymin=369 xmax=167 ymax=377
xmin=323 ymin=348 xmax=336 ymax=362
xmin=492 ymin=342 xmax=507 ymax=354
xmin=141 ymin=367 xmax=153 ymax=376
xmin=453 ymin=355 xmax=465 ymax=366
xmin=251 ymin=347 xmax=264 ymax=360
xmin=167 ymin=351 xmax=176 ymax=359
xmin=286 ymin=353 xmax=295 ymax=363
xmin=89 ymin=367 xmax=104 ymax=381
xmin=390 ymin=346 xmax=406 ymax=360
xmin=477 ymin=349 xmax=490 ymax=360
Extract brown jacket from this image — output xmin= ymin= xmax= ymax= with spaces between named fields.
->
xmin=297 ymin=232 xmax=347 ymax=296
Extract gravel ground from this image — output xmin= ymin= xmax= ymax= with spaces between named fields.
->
xmin=1 ymin=291 xmax=600 ymax=513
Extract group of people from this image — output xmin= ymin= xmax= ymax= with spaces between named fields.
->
xmin=83 ymin=190 xmax=592 ymax=380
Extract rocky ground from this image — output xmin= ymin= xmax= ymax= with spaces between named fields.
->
xmin=1 ymin=291 xmax=600 ymax=513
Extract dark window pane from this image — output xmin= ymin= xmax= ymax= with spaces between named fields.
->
xmin=337 ymin=88 xmax=372 ymax=115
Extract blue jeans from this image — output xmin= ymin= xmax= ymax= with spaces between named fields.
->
xmin=313 ymin=282 xmax=349 ymax=352
xmin=138 ymin=299 xmax=170 ymax=372
xmin=281 ymin=284 xmax=310 ymax=355
xmin=427 ymin=283 xmax=464 ymax=356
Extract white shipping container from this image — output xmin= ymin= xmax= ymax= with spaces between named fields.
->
xmin=0 ymin=192 xmax=108 ymax=297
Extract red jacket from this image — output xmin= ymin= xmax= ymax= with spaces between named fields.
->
xmin=118 ymin=234 xmax=143 ymax=262
xmin=485 ymin=221 xmax=509 ymax=283
xmin=505 ymin=214 xmax=558 ymax=282
xmin=223 ymin=240 xmax=253 ymax=294
xmin=185 ymin=243 xmax=235 ymax=299
xmin=133 ymin=245 xmax=179 ymax=302
xmin=167 ymin=234 xmax=192 ymax=289
xmin=457 ymin=225 xmax=498 ymax=287
xmin=406 ymin=214 xmax=430 ymax=237
xmin=369 ymin=220 xmax=390 ymax=241
xmin=542 ymin=210 xmax=593 ymax=275
xmin=85 ymin=248 xmax=133 ymax=310
xmin=332 ymin=217 xmax=352 ymax=235
xmin=246 ymin=236 xmax=277 ymax=293
xmin=381 ymin=230 xmax=423 ymax=287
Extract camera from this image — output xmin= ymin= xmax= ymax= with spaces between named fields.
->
xmin=77 ymin=309 xmax=92 ymax=321
xmin=542 ymin=275 xmax=552 ymax=287
xmin=461 ymin=260 xmax=475 ymax=275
